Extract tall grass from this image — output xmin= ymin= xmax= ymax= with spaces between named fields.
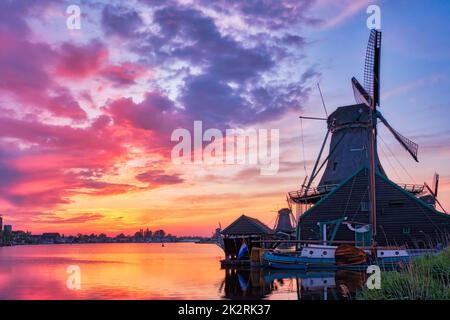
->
xmin=359 ymin=248 xmax=450 ymax=300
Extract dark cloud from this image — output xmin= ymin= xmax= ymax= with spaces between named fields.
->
xmin=280 ymin=34 xmax=308 ymax=47
xmin=0 ymin=0 xmax=58 ymax=38
xmin=180 ymin=74 xmax=250 ymax=126
xmin=0 ymin=148 xmax=24 ymax=190
xmin=149 ymin=7 xmax=274 ymax=80
xmin=135 ymin=170 xmax=184 ymax=185
xmin=99 ymin=62 xmax=147 ymax=86
xmin=104 ymin=92 xmax=182 ymax=132
xmin=37 ymin=213 xmax=104 ymax=224
xmin=101 ymin=5 xmax=143 ymax=38
xmin=128 ymin=5 xmax=315 ymax=127
xmin=195 ymin=0 xmax=320 ymax=29
xmin=78 ymin=181 xmax=141 ymax=196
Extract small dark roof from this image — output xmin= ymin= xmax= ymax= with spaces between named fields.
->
xmin=221 ymin=215 xmax=273 ymax=235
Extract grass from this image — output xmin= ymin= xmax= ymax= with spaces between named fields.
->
xmin=358 ymin=248 xmax=450 ymax=300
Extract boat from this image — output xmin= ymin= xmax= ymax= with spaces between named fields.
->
xmin=263 ymin=244 xmax=412 ymax=270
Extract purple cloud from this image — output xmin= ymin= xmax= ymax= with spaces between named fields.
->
xmin=101 ymin=5 xmax=143 ymax=38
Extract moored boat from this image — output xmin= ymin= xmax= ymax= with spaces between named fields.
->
xmin=262 ymin=244 xmax=413 ymax=270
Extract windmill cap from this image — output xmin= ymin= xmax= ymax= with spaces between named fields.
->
xmin=328 ymin=103 xmax=372 ymax=132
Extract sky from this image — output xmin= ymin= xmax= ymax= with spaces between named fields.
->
xmin=0 ymin=0 xmax=449 ymax=236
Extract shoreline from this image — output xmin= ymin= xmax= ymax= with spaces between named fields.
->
xmin=0 ymin=241 xmax=204 ymax=248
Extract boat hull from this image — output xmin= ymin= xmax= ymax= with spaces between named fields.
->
xmin=263 ymin=251 xmax=334 ymax=270
xmin=262 ymin=247 xmax=412 ymax=270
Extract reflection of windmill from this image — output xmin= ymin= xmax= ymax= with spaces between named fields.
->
xmin=289 ymin=30 xmax=450 ymax=248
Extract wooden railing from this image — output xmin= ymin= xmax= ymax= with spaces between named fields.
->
xmin=397 ymin=183 xmax=425 ymax=194
xmin=288 ymin=182 xmax=425 ymax=201
xmin=288 ymin=184 xmax=338 ymax=200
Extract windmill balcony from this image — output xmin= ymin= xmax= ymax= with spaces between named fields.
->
xmin=288 ymin=182 xmax=425 ymax=204
xmin=396 ymin=183 xmax=425 ymax=194
xmin=288 ymin=184 xmax=339 ymax=204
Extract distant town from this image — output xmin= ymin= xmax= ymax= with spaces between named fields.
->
xmin=0 ymin=216 xmax=221 ymax=247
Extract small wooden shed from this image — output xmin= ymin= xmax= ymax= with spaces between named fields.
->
xmin=221 ymin=215 xmax=273 ymax=264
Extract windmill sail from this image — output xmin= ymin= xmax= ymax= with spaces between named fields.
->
xmin=432 ymin=173 xmax=439 ymax=196
xmin=353 ymin=30 xmax=418 ymax=163
xmin=364 ymin=30 xmax=381 ymax=107
xmin=351 ymin=77 xmax=372 ymax=106
xmin=377 ymin=111 xmax=419 ymax=162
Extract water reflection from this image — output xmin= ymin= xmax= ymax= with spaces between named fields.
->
xmin=222 ymin=268 xmax=274 ymax=299
xmin=222 ymin=268 xmax=367 ymax=300
xmin=0 ymin=243 xmax=367 ymax=300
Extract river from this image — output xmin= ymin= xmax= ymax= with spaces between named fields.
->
xmin=0 ymin=243 xmax=365 ymax=299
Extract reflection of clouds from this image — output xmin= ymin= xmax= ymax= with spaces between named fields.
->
xmin=0 ymin=243 xmax=224 ymax=299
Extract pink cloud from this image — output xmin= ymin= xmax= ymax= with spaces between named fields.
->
xmin=384 ymin=73 xmax=445 ymax=100
xmin=0 ymin=32 xmax=87 ymax=120
xmin=55 ymin=40 xmax=109 ymax=79
xmin=135 ymin=170 xmax=184 ymax=186
xmin=100 ymin=62 xmax=150 ymax=86
xmin=36 ymin=213 xmax=105 ymax=224
xmin=315 ymin=0 xmax=372 ymax=29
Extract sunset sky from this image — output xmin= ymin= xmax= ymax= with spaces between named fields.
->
xmin=1 ymin=0 xmax=449 ymax=236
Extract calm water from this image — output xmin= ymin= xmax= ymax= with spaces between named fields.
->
xmin=0 ymin=243 xmax=365 ymax=300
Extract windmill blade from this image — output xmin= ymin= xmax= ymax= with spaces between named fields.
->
xmin=351 ymin=77 xmax=372 ymax=106
xmin=424 ymin=181 xmax=447 ymax=213
xmin=364 ymin=30 xmax=381 ymax=106
xmin=286 ymin=195 xmax=293 ymax=212
xmin=432 ymin=173 xmax=439 ymax=197
xmin=377 ymin=111 xmax=419 ymax=162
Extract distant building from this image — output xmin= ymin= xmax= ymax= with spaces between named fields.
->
xmin=41 ymin=233 xmax=61 ymax=243
xmin=2 ymin=225 xmax=12 ymax=246
xmin=153 ymin=229 xmax=166 ymax=238
xmin=0 ymin=216 xmax=2 ymax=246
xmin=29 ymin=234 xmax=42 ymax=244
xmin=11 ymin=231 xmax=30 ymax=245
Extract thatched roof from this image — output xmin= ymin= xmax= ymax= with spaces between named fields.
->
xmin=221 ymin=215 xmax=273 ymax=235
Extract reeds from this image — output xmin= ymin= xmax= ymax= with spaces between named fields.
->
xmin=358 ymin=248 xmax=450 ymax=300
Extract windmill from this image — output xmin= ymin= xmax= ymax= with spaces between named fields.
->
xmin=263 ymin=29 xmax=450 ymax=271
xmin=291 ymin=30 xmax=422 ymax=197
xmin=351 ymin=30 xmax=420 ymax=245
xmin=287 ymin=29 xmax=450 ymax=250
xmin=424 ymin=173 xmax=447 ymax=213
xmin=273 ymin=208 xmax=296 ymax=234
